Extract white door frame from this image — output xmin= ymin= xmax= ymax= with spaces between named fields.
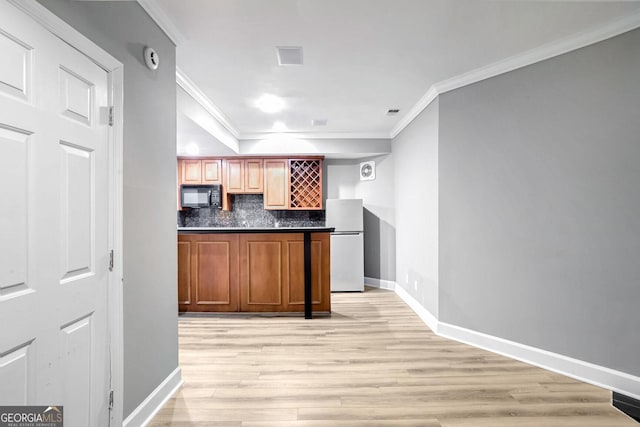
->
xmin=6 ymin=1 xmax=125 ymax=425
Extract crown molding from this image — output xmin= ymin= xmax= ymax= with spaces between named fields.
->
xmin=176 ymin=67 xmax=240 ymax=139
xmin=391 ymin=8 xmax=640 ymax=139
xmin=238 ymin=131 xmax=391 ymax=141
xmin=137 ymin=0 xmax=185 ymax=46
xmin=390 ymin=85 xmax=438 ymax=139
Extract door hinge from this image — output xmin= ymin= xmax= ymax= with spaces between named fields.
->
xmin=108 ymin=106 xmax=114 ymax=127
xmin=109 ymin=250 xmax=114 ymax=271
xmin=108 ymin=389 xmax=114 ymax=410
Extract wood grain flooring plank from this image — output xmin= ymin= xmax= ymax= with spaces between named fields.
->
xmin=148 ymin=288 xmax=636 ymax=426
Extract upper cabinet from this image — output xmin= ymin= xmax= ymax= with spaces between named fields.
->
xmin=202 ymin=159 xmax=222 ymax=184
xmin=225 ymin=159 xmax=264 ymax=194
xmin=289 ymin=159 xmax=322 ymax=210
xmin=264 ymin=159 xmax=289 ymax=210
xmin=245 ymin=159 xmax=264 ymax=193
xmin=181 ymin=159 xmax=222 ymax=185
xmin=177 ymin=156 xmax=322 ymax=211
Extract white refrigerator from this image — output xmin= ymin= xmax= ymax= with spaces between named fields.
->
xmin=326 ymin=199 xmax=364 ymax=292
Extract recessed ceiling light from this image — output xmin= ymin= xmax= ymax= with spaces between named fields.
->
xmin=386 ymin=109 xmax=400 ymax=115
xmin=255 ymin=94 xmax=285 ymax=113
xmin=272 ymin=121 xmax=287 ymax=131
xmin=277 ymin=46 xmax=303 ymax=66
xmin=312 ymin=119 xmax=328 ymax=126
xmin=185 ymin=142 xmax=199 ymax=155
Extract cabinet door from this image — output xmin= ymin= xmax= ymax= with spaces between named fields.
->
xmin=264 ymin=159 xmax=289 ymax=209
xmin=202 ymin=159 xmax=222 ymax=184
xmin=239 ymin=234 xmax=288 ymax=312
xmin=182 ymin=159 xmax=202 ymax=184
xmin=179 ymin=234 xmax=240 ymax=312
xmin=177 ymin=239 xmax=192 ymax=311
xmin=244 ymin=159 xmax=264 ymax=193
xmin=285 ymin=233 xmax=331 ymax=312
xmin=225 ymin=159 xmax=244 ymax=193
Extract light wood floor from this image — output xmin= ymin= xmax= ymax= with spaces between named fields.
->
xmin=149 ymin=288 xmax=635 ymax=427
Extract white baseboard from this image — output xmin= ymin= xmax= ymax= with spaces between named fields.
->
xmin=123 ymin=367 xmax=183 ymax=427
xmin=393 ymin=284 xmax=439 ymax=334
xmin=364 ymin=276 xmax=396 ymax=290
xmin=438 ymin=322 xmax=640 ymax=401
xmin=393 ymin=285 xmax=640 ymax=401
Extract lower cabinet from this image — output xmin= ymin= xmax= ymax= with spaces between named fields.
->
xmin=178 ymin=234 xmax=239 ymax=312
xmin=178 ymin=232 xmax=331 ymax=313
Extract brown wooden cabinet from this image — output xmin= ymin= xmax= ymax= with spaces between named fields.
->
xmin=177 ymin=234 xmax=240 ymax=312
xmin=178 ymin=156 xmax=322 ymax=211
xmin=238 ymin=233 xmax=330 ymax=312
xmin=178 ymin=159 xmax=225 ymax=211
xmin=263 ymin=159 xmax=289 ymax=210
xmin=202 ymin=159 xmax=222 ymax=184
xmin=225 ymin=159 xmax=263 ymax=194
xmin=178 ymin=232 xmax=331 ymax=314
xmin=180 ymin=159 xmax=222 ymax=185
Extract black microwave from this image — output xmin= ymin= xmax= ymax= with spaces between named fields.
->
xmin=181 ymin=184 xmax=222 ymax=209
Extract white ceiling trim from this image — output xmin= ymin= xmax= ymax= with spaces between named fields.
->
xmin=176 ymin=67 xmax=240 ymax=139
xmin=136 ymin=0 xmax=186 ymax=46
xmin=390 ymin=8 xmax=640 ymax=139
xmin=239 ymin=131 xmax=391 ymax=140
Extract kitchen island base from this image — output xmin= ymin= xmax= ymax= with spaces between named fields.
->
xmin=178 ymin=229 xmax=332 ymax=316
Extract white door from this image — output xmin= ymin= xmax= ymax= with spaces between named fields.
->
xmin=0 ymin=2 xmax=111 ymax=426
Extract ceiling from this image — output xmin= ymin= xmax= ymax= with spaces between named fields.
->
xmin=142 ymin=0 xmax=640 ymax=157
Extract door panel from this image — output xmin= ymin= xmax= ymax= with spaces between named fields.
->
xmin=202 ymin=159 xmax=221 ymax=184
xmin=177 ymin=241 xmax=191 ymax=306
xmin=59 ymin=141 xmax=94 ymax=282
xmin=195 ymin=241 xmax=232 ymax=304
xmin=0 ymin=342 xmax=31 ymax=405
xmin=0 ymin=28 xmax=31 ymax=100
xmin=0 ymin=126 xmax=30 ymax=298
xmin=59 ymin=66 xmax=93 ymax=126
xmin=239 ymin=235 xmax=287 ymax=311
xmin=0 ymin=2 xmax=111 ymax=425
xmin=225 ymin=159 xmax=244 ymax=193
xmin=60 ymin=315 xmax=93 ymax=427
xmin=263 ymin=159 xmax=288 ymax=209
xmin=287 ymin=240 xmax=323 ymax=305
xmin=181 ymin=159 xmax=201 ymax=184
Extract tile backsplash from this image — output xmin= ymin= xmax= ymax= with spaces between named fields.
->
xmin=178 ymin=194 xmax=325 ymax=228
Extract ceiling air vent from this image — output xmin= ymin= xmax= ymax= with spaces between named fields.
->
xmin=312 ymin=119 xmax=328 ymax=126
xmin=277 ymin=46 xmax=303 ymax=65
xmin=386 ymin=109 xmax=400 ymax=115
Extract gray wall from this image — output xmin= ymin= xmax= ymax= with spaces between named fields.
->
xmin=37 ymin=1 xmax=179 ymax=417
xmin=439 ymin=28 xmax=640 ymax=376
xmin=392 ymin=100 xmax=439 ymax=315
xmin=324 ymin=157 xmax=396 ymax=282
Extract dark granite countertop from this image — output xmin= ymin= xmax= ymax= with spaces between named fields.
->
xmin=178 ymin=226 xmax=334 ymax=234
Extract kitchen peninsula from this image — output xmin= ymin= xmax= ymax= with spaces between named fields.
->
xmin=178 ymin=227 xmax=332 ymax=318
xmin=177 ymin=156 xmax=331 ymax=318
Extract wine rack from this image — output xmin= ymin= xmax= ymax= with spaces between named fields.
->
xmin=289 ymin=159 xmax=322 ymax=210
